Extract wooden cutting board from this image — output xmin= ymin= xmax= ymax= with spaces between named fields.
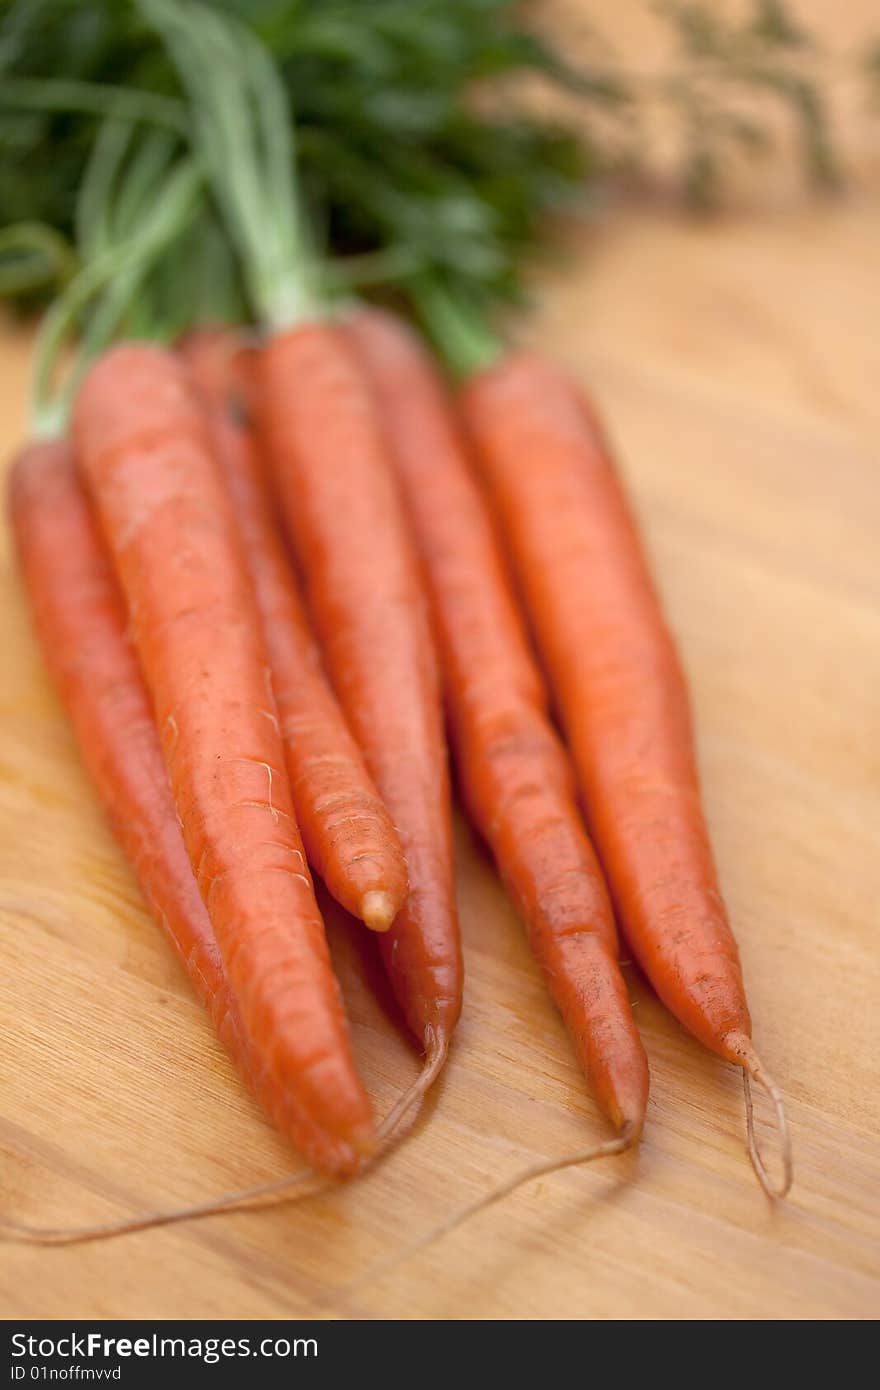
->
xmin=1 ymin=189 xmax=878 ymax=1319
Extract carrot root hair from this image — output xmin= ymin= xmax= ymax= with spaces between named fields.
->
xmin=408 ymin=1119 xmax=639 ymax=1249
xmin=727 ymin=1032 xmax=793 ymax=1200
xmin=377 ymin=1028 xmax=448 ymax=1142
xmin=0 ymin=1170 xmax=328 ymax=1248
xmin=0 ymin=1035 xmax=451 ymax=1248
xmin=340 ymin=1119 xmax=640 ymax=1298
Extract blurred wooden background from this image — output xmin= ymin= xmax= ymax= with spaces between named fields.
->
xmin=0 ymin=2 xmax=877 ymax=1319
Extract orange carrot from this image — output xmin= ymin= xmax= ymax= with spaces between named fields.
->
xmin=257 ymin=323 xmax=463 ymax=1068
xmin=348 ymin=308 xmax=649 ymax=1141
xmin=8 ymin=437 xmax=338 ymax=1152
xmin=180 ymin=329 xmax=408 ymax=934
xmin=136 ymin=2 xmax=460 ymax=1074
xmin=73 ymin=342 xmax=373 ymax=1177
xmin=463 ymin=352 xmax=791 ymax=1194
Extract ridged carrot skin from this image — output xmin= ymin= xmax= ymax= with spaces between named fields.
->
xmin=73 ymin=343 xmax=373 ymax=1175
xmin=348 ymin=310 xmax=649 ymax=1132
xmin=463 ymin=354 xmax=752 ymax=1065
xmin=180 ymin=330 xmax=408 ymax=934
xmin=9 ymin=438 xmax=346 ymax=1152
xmin=257 ymin=323 xmax=462 ymax=1053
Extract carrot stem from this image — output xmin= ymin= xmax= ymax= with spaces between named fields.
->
xmin=413 ymin=278 xmax=503 ymax=379
xmin=138 ymin=0 xmax=316 ymax=328
xmin=30 ymin=153 xmax=201 ymax=438
xmin=0 ymin=75 xmax=187 ymax=133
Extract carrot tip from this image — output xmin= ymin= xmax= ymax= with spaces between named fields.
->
xmin=359 ymin=889 xmax=397 ymax=932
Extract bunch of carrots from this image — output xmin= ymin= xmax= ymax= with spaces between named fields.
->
xmin=4 ymin=0 xmax=790 ymax=1241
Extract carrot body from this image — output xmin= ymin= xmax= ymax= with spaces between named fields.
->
xmin=9 ymin=438 xmax=353 ymax=1151
xmin=257 ymin=323 xmax=462 ymax=1053
xmin=73 ymin=343 xmax=373 ymax=1175
xmin=180 ymin=330 xmax=408 ymax=934
xmin=348 ymin=310 xmax=648 ymax=1133
xmin=463 ymin=354 xmax=752 ymax=1066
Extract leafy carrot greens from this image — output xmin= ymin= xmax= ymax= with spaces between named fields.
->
xmin=2 ymin=0 xmax=876 ymax=317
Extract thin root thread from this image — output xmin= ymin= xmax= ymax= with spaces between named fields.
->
xmin=339 ymin=1120 xmax=639 ymax=1300
xmin=0 ymin=1038 xmax=449 ymax=1248
xmin=0 ymin=1171 xmax=327 ymax=1247
xmin=728 ymin=1032 xmax=793 ymax=1200
xmin=377 ymin=1031 xmax=447 ymax=1141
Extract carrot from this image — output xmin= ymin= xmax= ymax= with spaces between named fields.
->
xmin=142 ymin=0 xmax=461 ymax=1083
xmin=180 ymin=329 xmax=408 ymax=934
xmin=8 ymin=437 xmax=334 ymax=1156
xmin=462 ymin=352 xmax=791 ymax=1196
xmin=72 ymin=342 xmax=374 ymax=1177
xmin=257 ymin=323 xmax=463 ymax=1069
xmin=347 ymin=308 xmax=649 ymax=1143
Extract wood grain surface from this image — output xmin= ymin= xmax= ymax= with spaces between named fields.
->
xmin=1 ymin=14 xmax=878 ymax=1323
